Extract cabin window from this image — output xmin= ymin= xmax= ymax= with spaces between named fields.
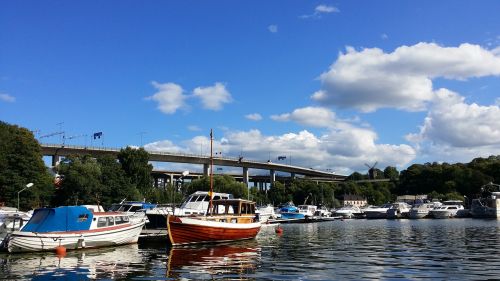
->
xmin=202 ymin=196 xmax=209 ymax=201
xmin=241 ymin=204 xmax=247 ymax=214
xmin=115 ymin=216 xmax=124 ymax=224
xmin=196 ymin=196 xmax=204 ymax=202
xmin=130 ymin=206 xmax=141 ymax=212
xmin=231 ymin=218 xmax=237 ymax=223
xmin=108 ymin=216 xmax=115 ymax=226
xmin=122 ymin=216 xmax=129 ymax=222
xmin=213 ymin=196 xmax=221 ymax=200
xmin=97 ymin=217 xmax=107 ymax=227
xmin=78 ymin=214 xmax=89 ymax=222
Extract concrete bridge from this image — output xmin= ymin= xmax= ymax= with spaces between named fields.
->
xmin=41 ymin=144 xmax=346 ymax=186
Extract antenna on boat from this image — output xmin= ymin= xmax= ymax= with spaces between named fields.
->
xmin=208 ymin=129 xmax=214 ymax=216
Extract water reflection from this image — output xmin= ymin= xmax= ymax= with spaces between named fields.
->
xmin=166 ymin=241 xmax=261 ymax=280
xmin=0 ymin=244 xmax=146 ymax=280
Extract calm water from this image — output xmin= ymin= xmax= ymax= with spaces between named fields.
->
xmin=2 ymin=219 xmax=500 ymax=280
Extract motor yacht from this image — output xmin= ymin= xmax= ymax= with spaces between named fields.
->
xmin=386 ymin=202 xmax=412 ymax=219
xmin=407 ymin=201 xmax=442 ymax=219
xmin=334 ymin=205 xmax=362 ymax=219
xmin=429 ymin=200 xmax=465 ymax=219
xmin=364 ymin=204 xmax=393 ymax=219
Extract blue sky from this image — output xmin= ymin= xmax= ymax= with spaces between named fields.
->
xmin=1 ymin=1 xmax=500 ymax=175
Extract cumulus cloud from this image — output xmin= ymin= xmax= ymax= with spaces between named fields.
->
xmin=271 ymin=106 xmax=339 ymax=128
xmin=146 ymin=82 xmax=187 ymax=114
xmin=193 ymin=82 xmax=233 ymax=111
xmin=300 ymin=4 xmax=339 ymax=19
xmin=407 ymin=88 xmax=500 ymax=148
xmin=144 ymin=127 xmax=415 ymax=175
xmin=313 ymin=43 xmax=500 ymax=112
xmin=245 ymin=113 xmax=262 ymax=121
xmin=268 ymin=25 xmax=278 ymax=33
xmin=0 ymin=93 xmax=15 ymax=102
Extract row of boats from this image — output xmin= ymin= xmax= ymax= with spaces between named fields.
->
xmin=0 ymin=191 xmax=262 ymax=253
xmin=3 ymin=182 xmax=500 ymax=254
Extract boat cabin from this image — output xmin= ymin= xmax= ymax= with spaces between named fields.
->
xmin=206 ymin=199 xmax=257 ymax=223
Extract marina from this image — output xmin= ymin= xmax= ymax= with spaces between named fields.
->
xmin=2 ymin=218 xmax=500 ymax=280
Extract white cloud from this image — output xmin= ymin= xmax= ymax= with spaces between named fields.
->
xmin=245 ymin=113 xmax=262 ymax=121
xmin=144 ymin=127 xmax=415 ymax=175
xmin=146 ymin=82 xmax=187 ymax=114
xmin=408 ymin=88 xmax=500 ymax=148
xmin=193 ymin=82 xmax=233 ymax=111
xmin=315 ymin=5 xmax=339 ymax=13
xmin=0 ymin=93 xmax=15 ymax=102
xmin=300 ymin=4 xmax=339 ymax=19
xmin=271 ymin=106 xmax=339 ymax=128
xmin=268 ymin=25 xmax=278 ymax=33
xmin=313 ymin=43 xmax=500 ymax=112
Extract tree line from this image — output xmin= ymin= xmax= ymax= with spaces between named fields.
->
xmin=2 ymin=121 xmax=500 ymax=210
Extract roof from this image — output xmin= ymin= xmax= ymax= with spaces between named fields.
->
xmin=22 ymin=206 xmax=93 ymax=233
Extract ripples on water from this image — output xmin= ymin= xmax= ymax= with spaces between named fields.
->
xmin=2 ymin=219 xmax=500 ymax=280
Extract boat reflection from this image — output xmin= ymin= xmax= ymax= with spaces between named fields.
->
xmin=0 ymin=244 xmax=145 ymax=280
xmin=166 ymin=241 xmax=261 ymax=280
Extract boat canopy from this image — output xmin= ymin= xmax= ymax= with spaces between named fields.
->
xmin=22 ymin=206 xmax=93 ymax=232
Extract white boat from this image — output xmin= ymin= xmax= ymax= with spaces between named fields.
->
xmin=256 ymin=204 xmax=277 ymax=223
xmin=6 ymin=205 xmax=145 ymax=252
xmin=335 ymin=205 xmax=362 ymax=219
xmin=314 ymin=206 xmax=332 ymax=217
xmin=108 ymin=201 xmax=155 ymax=224
xmin=386 ymin=202 xmax=412 ymax=219
xmin=470 ymin=183 xmax=500 ymax=218
xmin=408 ymin=202 xmax=442 ymax=219
xmin=429 ymin=201 xmax=465 ymax=219
xmin=145 ymin=191 xmax=233 ymax=230
xmin=297 ymin=205 xmax=317 ymax=218
xmin=364 ymin=204 xmax=393 ymax=219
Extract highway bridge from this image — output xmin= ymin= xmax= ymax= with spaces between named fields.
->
xmin=41 ymin=144 xmax=347 ymax=186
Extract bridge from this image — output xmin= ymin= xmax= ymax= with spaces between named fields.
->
xmin=41 ymin=144 xmax=347 ymax=186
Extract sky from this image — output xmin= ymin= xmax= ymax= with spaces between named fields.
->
xmin=1 ymin=1 xmax=500 ymax=176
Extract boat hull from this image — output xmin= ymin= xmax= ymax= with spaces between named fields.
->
xmin=167 ymin=215 xmax=261 ymax=246
xmin=7 ymin=222 xmax=144 ymax=253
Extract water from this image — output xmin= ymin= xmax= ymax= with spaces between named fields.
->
xmin=2 ymin=219 xmax=500 ymax=280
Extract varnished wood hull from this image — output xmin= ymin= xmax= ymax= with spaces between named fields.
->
xmin=167 ymin=215 xmax=261 ymax=246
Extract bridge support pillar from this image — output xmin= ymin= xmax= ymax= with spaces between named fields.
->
xmin=51 ymin=155 xmax=59 ymax=167
xmin=242 ymin=167 xmax=249 ymax=185
xmin=203 ymin=164 xmax=209 ymax=176
xmin=270 ymin=169 xmax=276 ymax=186
xmin=170 ymin=174 xmax=174 ymax=187
xmin=291 ymin=173 xmax=296 ymax=179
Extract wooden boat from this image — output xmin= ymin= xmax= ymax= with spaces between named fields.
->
xmin=6 ymin=206 xmax=145 ymax=252
xmin=167 ymin=199 xmax=261 ymax=246
xmin=166 ymin=129 xmax=261 ymax=246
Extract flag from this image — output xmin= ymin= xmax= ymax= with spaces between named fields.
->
xmin=93 ymin=132 xmax=103 ymax=139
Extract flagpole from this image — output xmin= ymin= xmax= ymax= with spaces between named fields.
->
xmin=209 ymin=129 xmax=214 ymax=216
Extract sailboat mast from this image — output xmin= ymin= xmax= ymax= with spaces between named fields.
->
xmin=209 ymin=129 xmax=214 ymax=215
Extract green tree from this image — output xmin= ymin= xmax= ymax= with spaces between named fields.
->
xmin=384 ymin=166 xmax=400 ymax=181
xmin=117 ymin=147 xmax=153 ymax=198
xmin=52 ymin=155 xmax=103 ymax=206
xmin=185 ymin=175 xmax=248 ymax=199
xmin=97 ymin=155 xmax=141 ymax=207
xmin=0 ymin=121 xmax=53 ymax=210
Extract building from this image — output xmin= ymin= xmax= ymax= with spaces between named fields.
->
xmin=341 ymin=194 xmax=367 ymax=207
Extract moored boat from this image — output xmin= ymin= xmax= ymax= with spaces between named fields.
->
xmin=364 ymin=204 xmax=392 ymax=219
xmin=386 ymin=202 xmax=412 ymax=219
xmin=334 ymin=205 xmax=362 ymax=219
xmin=429 ymin=200 xmax=465 ymax=219
xmin=470 ymin=182 xmax=500 ymax=218
xmin=6 ymin=206 xmax=145 ymax=252
xmin=167 ymin=198 xmax=261 ymax=246
xmin=408 ymin=201 xmax=442 ymax=219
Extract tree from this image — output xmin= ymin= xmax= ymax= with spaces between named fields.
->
xmin=0 ymin=121 xmax=53 ymax=210
xmin=185 ymin=175 xmax=248 ymax=199
xmin=52 ymin=155 xmax=103 ymax=206
xmin=97 ymin=155 xmax=141 ymax=207
xmin=384 ymin=166 xmax=399 ymax=181
xmin=117 ymin=147 xmax=153 ymax=198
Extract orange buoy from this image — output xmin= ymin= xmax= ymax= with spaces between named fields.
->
xmin=55 ymin=245 xmax=67 ymax=256
xmin=275 ymin=226 xmax=283 ymax=235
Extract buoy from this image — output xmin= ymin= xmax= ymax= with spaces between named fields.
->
xmin=275 ymin=226 xmax=283 ymax=235
xmin=55 ymin=245 xmax=67 ymax=256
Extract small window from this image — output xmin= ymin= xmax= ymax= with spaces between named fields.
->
xmin=97 ymin=217 xmax=107 ymax=227
xmin=213 ymin=196 xmax=221 ymax=200
xmin=115 ymin=216 xmax=123 ymax=224
xmin=130 ymin=206 xmax=141 ymax=212
xmin=108 ymin=216 xmax=115 ymax=226
xmin=122 ymin=216 xmax=129 ymax=222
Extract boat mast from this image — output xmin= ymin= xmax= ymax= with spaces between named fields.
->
xmin=209 ymin=129 xmax=214 ymax=215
